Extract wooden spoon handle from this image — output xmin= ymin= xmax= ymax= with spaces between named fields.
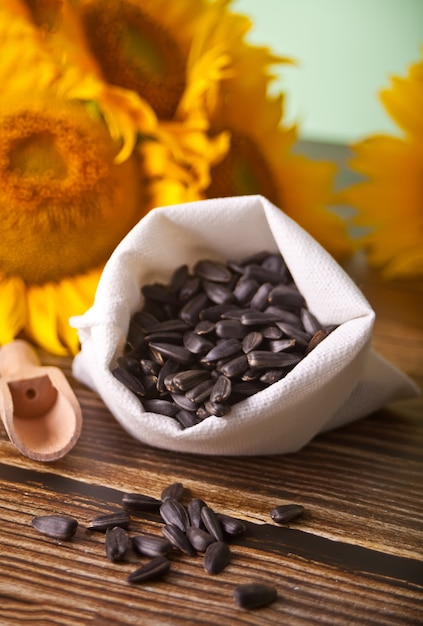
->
xmin=0 ymin=339 xmax=41 ymax=378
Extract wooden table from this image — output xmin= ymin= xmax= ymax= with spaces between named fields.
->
xmin=1 ymin=256 xmax=422 ymax=625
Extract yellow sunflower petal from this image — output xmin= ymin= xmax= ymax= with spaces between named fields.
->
xmin=340 ymin=134 xmax=423 ymax=276
xmin=54 ymin=270 xmax=102 ymax=354
xmin=25 ymin=282 xmax=69 ymax=355
xmin=0 ymin=276 xmax=27 ymax=345
xmin=380 ymin=51 xmax=423 ymax=138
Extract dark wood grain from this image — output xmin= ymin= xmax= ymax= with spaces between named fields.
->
xmin=1 ymin=145 xmax=422 ymax=626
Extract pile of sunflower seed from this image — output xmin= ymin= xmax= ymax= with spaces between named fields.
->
xmin=112 ymin=251 xmax=337 ymax=426
xmin=31 ymin=481 xmax=305 ymax=610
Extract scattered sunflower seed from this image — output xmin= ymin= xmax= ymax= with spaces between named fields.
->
xmin=233 ymin=582 xmax=277 ymax=610
xmin=204 ymin=541 xmax=231 ymax=574
xmin=127 ymin=556 xmax=171 ymax=584
xmin=162 ymin=524 xmax=196 ymax=556
xmin=31 ymin=514 xmax=78 ymax=540
xmin=87 ymin=511 xmax=130 ymax=532
xmin=161 ymin=482 xmax=185 ymax=502
xmin=132 ymin=534 xmax=172 ymax=557
xmin=160 ymin=498 xmax=190 ymax=532
xmin=122 ymin=492 xmax=162 ymax=512
xmin=270 ymin=504 xmax=305 ymax=524
xmin=105 ymin=526 xmax=129 ymax=562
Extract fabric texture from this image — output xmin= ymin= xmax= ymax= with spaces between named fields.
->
xmin=71 ymin=195 xmax=420 ymax=455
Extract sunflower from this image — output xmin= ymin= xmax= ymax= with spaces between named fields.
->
xmin=200 ymin=6 xmax=352 ymax=260
xmin=0 ymin=4 xmax=207 ymax=355
xmin=341 ymin=51 xmax=423 ymax=279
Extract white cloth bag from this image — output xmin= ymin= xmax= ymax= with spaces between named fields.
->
xmin=71 ymin=195 xmax=419 ymax=455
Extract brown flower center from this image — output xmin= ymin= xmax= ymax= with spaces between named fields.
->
xmin=80 ymin=0 xmax=186 ymax=120
xmin=206 ymin=132 xmax=279 ymax=205
xmin=0 ymin=103 xmax=143 ymax=284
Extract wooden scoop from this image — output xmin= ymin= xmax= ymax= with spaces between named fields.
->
xmin=0 ymin=340 xmax=82 ymax=461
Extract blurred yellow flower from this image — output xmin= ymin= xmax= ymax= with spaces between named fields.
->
xmin=0 ymin=1 xmax=215 ymax=354
xmin=341 ymin=51 xmax=423 ymax=279
xmin=0 ymin=0 xmax=353 ymax=356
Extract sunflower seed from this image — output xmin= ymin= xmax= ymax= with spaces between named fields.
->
xmin=204 ymin=400 xmax=231 ymax=417
xmin=249 ymin=282 xmax=273 ymax=311
xmin=194 ymin=259 xmax=233 ymax=283
xmin=160 ymin=499 xmax=190 ymax=531
xmin=268 ymin=338 xmax=296 ymax=352
xmin=216 ymin=514 xmax=246 ymax=537
xmin=244 ymin=264 xmax=286 ymax=285
xmin=143 ymin=398 xmax=179 ymax=417
xmin=219 ymin=354 xmax=248 ymax=378
xmin=111 ymin=366 xmax=145 ymax=396
xmin=170 ymin=393 xmax=201 ymax=411
xmin=172 ymin=369 xmax=210 ymax=391
xmin=240 ymin=310 xmax=282 ymax=326
xmin=122 ymin=492 xmax=162 ymax=512
xmin=233 ymin=277 xmax=260 ymax=304
xmin=31 ymin=514 xmax=78 ymax=540
xmin=149 ymin=319 xmax=190 ymax=333
xmin=187 ymin=498 xmax=207 ymax=528
xmin=139 ymin=359 xmax=161 ymax=376
xmin=210 ymin=375 xmax=232 ymax=403
xmin=241 ymin=331 xmax=263 ymax=353
xmin=141 ymin=283 xmax=177 ymax=305
xmin=183 ymin=331 xmax=214 ymax=354
xmin=300 ymin=307 xmax=321 ymax=334
xmin=179 ymin=292 xmax=210 ymax=325
xmin=262 ymin=325 xmax=283 ymax=339
xmin=127 ymin=556 xmax=171 ymax=584
xmin=161 ymin=482 xmax=185 ymax=502
xmin=88 ymin=511 xmax=131 ymax=532
xmin=200 ymin=506 xmax=224 ymax=541
xmin=233 ymin=583 xmax=277 ymax=609
xmin=203 ymin=280 xmax=235 ymax=305
xmin=156 ymin=358 xmax=180 ymax=393
xmin=215 ymin=319 xmax=247 ymax=339
xmin=179 ymin=276 xmax=201 ymax=302
xmin=204 ymin=541 xmax=231 ymax=574
xmin=148 ymin=342 xmax=193 ymax=365
xmin=262 ymin=252 xmax=288 ymax=274
xmin=199 ymin=303 xmax=239 ymax=322
xmin=246 ymin=351 xmax=300 ymax=369
xmin=185 ymin=378 xmax=215 ymax=403
xmin=268 ymin=284 xmax=306 ymax=309
xmin=270 ymin=504 xmax=305 ymax=524
xmin=201 ymin=338 xmax=241 ymax=362
xmin=306 ymin=329 xmax=328 ymax=353
xmin=162 ymin=524 xmax=196 ymax=556
xmin=169 ymin=264 xmax=189 ymax=293
xmin=105 ymin=526 xmax=129 ymax=562
xmin=132 ymin=534 xmax=172 ymax=557
xmin=193 ymin=320 xmax=215 ymax=335
xmin=186 ymin=526 xmax=215 ymax=552
xmin=259 ymin=369 xmax=286 ymax=384
xmin=175 ymin=409 xmax=203 ymax=428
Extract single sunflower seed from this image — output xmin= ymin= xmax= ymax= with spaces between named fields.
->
xmin=186 ymin=526 xmax=215 ymax=553
xmin=162 ymin=524 xmax=196 ymax=556
xmin=127 ymin=556 xmax=171 ymax=584
xmin=233 ymin=582 xmax=277 ymax=610
xmin=122 ymin=492 xmax=161 ymax=512
xmin=87 ymin=511 xmax=130 ymax=532
xmin=105 ymin=526 xmax=129 ymax=562
xmin=270 ymin=504 xmax=305 ymax=524
xmin=216 ymin=514 xmax=246 ymax=537
xmin=160 ymin=498 xmax=190 ymax=532
xmin=31 ymin=514 xmax=78 ymax=540
xmin=161 ymin=482 xmax=185 ymax=502
xmin=204 ymin=541 xmax=231 ymax=574
xmin=200 ymin=506 xmax=224 ymax=541
xmin=132 ymin=534 xmax=172 ymax=557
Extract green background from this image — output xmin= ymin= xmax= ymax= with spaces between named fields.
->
xmin=233 ymin=0 xmax=423 ymax=144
